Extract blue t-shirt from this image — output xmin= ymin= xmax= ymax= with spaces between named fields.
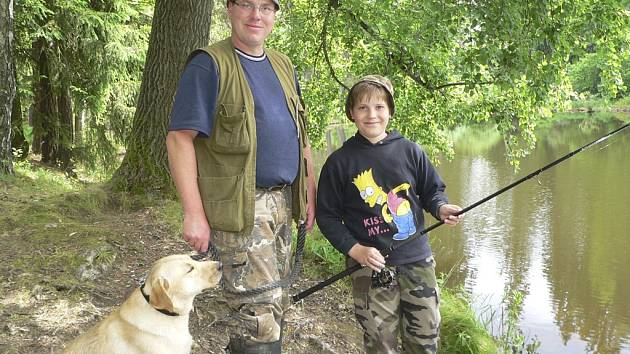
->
xmin=169 ymin=50 xmax=300 ymax=187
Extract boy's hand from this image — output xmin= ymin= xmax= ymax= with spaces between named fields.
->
xmin=439 ymin=204 xmax=464 ymax=226
xmin=348 ymin=244 xmax=386 ymax=272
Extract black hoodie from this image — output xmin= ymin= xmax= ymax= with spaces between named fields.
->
xmin=316 ymin=130 xmax=448 ymax=265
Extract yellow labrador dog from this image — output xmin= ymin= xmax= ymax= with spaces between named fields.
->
xmin=62 ymin=254 xmax=222 ymax=354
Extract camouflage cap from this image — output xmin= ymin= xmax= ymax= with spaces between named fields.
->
xmin=345 ymin=75 xmax=395 ymax=120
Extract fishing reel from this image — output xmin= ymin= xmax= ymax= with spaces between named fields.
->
xmin=371 ymin=268 xmax=395 ymax=288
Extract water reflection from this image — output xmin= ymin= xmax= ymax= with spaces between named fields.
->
xmin=431 ymin=114 xmax=630 ymax=354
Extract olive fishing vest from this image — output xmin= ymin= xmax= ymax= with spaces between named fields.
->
xmin=192 ymin=39 xmax=308 ymax=235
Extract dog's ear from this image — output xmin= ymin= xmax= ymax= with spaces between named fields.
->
xmin=149 ymin=277 xmax=174 ymax=312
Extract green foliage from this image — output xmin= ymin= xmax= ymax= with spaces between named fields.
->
xmin=569 ymin=53 xmax=606 ymax=96
xmin=10 ymin=0 xmax=627 ymax=180
xmin=569 ymin=47 xmax=630 ymax=100
xmin=13 ymin=0 xmax=153 ymax=176
xmin=270 ymin=0 xmax=629 ymax=166
xmin=613 ymin=96 xmax=630 ymax=109
xmin=552 ymin=2 xmax=630 ymax=101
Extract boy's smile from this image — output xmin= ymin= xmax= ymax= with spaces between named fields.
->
xmin=351 ymin=98 xmax=391 ymax=144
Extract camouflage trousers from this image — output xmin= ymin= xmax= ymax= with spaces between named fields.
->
xmin=348 ymin=257 xmax=440 ymax=354
xmin=212 ymin=187 xmax=292 ymax=344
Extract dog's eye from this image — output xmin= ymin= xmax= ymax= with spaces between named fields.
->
xmin=186 ymin=266 xmax=194 ymax=274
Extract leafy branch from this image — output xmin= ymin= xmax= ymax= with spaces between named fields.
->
xmin=320 ymin=1 xmax=350 ymax=91
xmin=340 ymin=6 xmax=494 ymax=91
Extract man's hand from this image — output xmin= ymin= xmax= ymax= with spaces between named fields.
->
xmin=183 ymin=212 xmax=212 ymax=252
xmin=348 ymin=244 xmax=386 ymax=272
xmin=304 ymin=145 xmax=317 ymax=231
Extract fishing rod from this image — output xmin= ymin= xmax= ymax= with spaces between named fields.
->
xmin=292 ymin=121 xmax=630 ymax=303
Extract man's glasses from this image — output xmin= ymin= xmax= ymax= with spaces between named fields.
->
xmin=232 ymin=1 xmax=277 ymax=16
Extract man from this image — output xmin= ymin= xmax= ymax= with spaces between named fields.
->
xmin=165 ymin=0 xmax=316 ymax=352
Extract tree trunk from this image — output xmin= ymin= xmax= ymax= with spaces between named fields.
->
xmin=11 ymin=67 xmax=29 ymax=159
xmin=113 ymin=0 xmax=214 ymax=193
xmin=336 ymin=126 xmax=346 ymax=145
xmin=74 ymin=108 xmax=84 ymax=145
xmin=33 ymin=37 xmax=58 ymax=164
xmin=1 ymin=0 xmax=16 ymax=174
xmin=57 ymin=84 xmax=74 ymax=173
xmin=326 ymin=129 xmax=334 ymax=155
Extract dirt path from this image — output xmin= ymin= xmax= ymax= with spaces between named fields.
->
xmin=0 ymin=202 xmax=362 ymax=353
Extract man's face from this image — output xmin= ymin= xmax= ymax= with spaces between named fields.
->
xmin=227 ymin=0 xmax=277 ymax=55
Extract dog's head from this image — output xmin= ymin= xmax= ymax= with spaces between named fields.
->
xmin=143 ymin=255 xmax=222 ymax=315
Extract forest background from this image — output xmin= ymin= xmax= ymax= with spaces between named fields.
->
xmin=1 ymin=0 xmax=629 ymax=181
xmin=0 ymin=0 xmax=629 ymax=353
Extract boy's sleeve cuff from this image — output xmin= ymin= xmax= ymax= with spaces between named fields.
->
xmin=338 ymin=238 xmax=358 ymax=256
xmin=433 ymin=202 xmax=447 ymax=220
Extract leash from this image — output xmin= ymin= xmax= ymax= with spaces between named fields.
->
xmin=291 ymin=121 xmax=630 ymax=303
xmin=192 ymin=222 xmax=307 ymax=297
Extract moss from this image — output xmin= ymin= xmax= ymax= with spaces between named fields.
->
xmin=0 ymin=163 xmax=125 ymax=294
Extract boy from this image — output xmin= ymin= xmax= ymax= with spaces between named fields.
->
xmin=316 ymin=75 xmax=463 ymax=354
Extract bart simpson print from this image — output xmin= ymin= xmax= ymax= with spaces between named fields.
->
xmin=353 ymin=169 xmax=417 ymax=240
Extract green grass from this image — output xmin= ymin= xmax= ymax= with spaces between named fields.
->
xmin=0 ymin=161 xmax=139 ymax=293
xmin=298 ymin=226 xmax=346 ymax=279
xmin=569 ymin=96 xmax=630 ymax=111
xmin=440 ymin=288 xmax=499 ymax=353
xmin=152 ymin=197 xmax=188 ymax=236
xmin=448 ymin=125 xmax=503 ymax=155
xmin=612 ymin=96 xmax=630 ymax=110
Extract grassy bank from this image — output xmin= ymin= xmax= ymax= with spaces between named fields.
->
xmin=568 ymin=97 xmax=630 ymax=112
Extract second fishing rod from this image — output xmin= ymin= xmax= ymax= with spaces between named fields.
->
xmin=292 ymin=121 xmax=630 ymax=303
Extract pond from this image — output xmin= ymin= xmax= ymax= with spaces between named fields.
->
xmin=430 ymin=113 xmax=630 ymax=353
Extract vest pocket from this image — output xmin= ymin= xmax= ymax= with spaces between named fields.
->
xmin=198 ymin=173 xmax=244 ymax=232
xmin=211 ymin=103 xmax=250 ymax=154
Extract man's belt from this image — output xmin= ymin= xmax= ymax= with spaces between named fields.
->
xmin=256 ymin=184 xmax=289 ymax=191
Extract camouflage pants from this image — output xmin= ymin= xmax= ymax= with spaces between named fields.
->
xmin=349 ymin=257 xmax=440 ymax=354
xmin=212 ymin=188 xmax=292 ymax=344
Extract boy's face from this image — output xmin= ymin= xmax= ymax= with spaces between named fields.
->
xmin=350 ymin=96 xmax=391 ymax=144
